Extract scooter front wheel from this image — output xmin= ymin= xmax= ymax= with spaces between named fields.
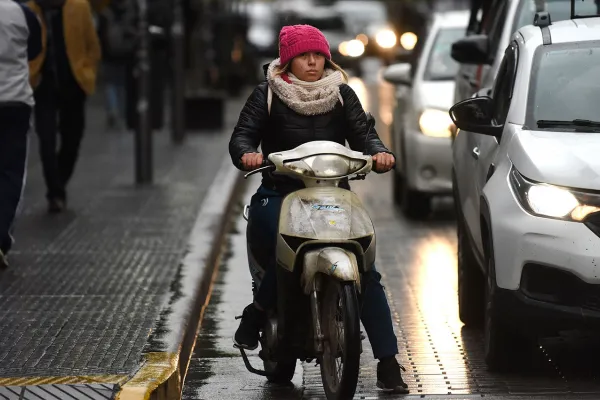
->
xmin=319 ymin=280 xmax=361 ymax=399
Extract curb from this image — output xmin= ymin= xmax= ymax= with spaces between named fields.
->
xmin=115 ymin=156 xmax=244 ymax=400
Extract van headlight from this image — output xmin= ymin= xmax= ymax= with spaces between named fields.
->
xmin=509 ymin=167 xmax=600 ymax=221
xmin=400 ymin=32 xmax=418 ymax=50
xmin=375 ymin=29 xmax=397 ymax=49
xmin=419 ymin=109 xmax=454 ymax=138
xmin=284 ymin=155 xmax=367 ymax=178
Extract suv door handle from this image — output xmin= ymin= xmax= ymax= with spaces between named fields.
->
xmin=472 ymin=147 xmax=480 ymax=160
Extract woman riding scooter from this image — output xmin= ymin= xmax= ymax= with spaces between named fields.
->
xmin=229 ymin=24 xmax=409 ymax=394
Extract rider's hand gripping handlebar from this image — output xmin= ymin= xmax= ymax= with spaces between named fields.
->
xmin=244 ymin=159 xmax=275 ymax=179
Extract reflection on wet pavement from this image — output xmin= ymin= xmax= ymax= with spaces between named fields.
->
xmin=183 ymin=175 xmax=304 ymax=400
xmin=183 ymin=61 xmax=600 ymax=399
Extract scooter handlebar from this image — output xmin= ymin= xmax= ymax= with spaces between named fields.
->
xmin=243 ymin=159 xmax=275 ymax=179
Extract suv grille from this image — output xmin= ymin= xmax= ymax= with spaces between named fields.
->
xmin=521 ymin=264 xmax=600 ymax=312
xmin=584 ymin=212 xmax=600 ymax=239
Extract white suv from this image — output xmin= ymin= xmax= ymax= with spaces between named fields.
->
xmin=451 ymin=10 xmax=600 ymax=371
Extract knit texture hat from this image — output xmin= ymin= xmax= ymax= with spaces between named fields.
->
xmin=279 ymin=25 xmax=332 ymax=66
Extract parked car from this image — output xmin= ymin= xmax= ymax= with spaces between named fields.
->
xmin=451 ymin=9 xmax=600 ymax=371
xmin=383 ymin=10 xmax=469 ymax=219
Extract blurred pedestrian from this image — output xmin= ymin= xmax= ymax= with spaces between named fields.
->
xmin=26 ymin=0 xmax=101 ymax=213
xmin=0 ymin=0 xmax=42 ymax=267
xmin=97 ymin=0 xmax=137 ymax=130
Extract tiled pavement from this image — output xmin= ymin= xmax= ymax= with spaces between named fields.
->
xmin=0 ymin=93 xmax=243 ymax=393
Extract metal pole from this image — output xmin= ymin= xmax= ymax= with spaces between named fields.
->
xmin=136 ymin=0 xmax=153 ymax=184
xmin=171 ymin=0 xmax=186 ymax=144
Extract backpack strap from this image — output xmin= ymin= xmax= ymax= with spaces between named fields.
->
xmin=267 ymin=86 xmax=273 ymax=115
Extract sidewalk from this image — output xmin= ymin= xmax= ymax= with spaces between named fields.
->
xmin=0 ymin=95 xmax=245 ymax=399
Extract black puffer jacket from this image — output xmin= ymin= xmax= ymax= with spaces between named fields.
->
xmin=229 ymin=77 xmax=393 ymax=192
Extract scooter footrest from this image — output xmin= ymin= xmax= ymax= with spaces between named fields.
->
xmin=235 ymin=347 xmax=274 ymax=377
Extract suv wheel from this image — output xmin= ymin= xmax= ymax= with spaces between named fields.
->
xmin=453 ymin=172 xmax=485 ymax=327
xmin=483 ymin=237 xmax=533 ymax=371
xmin=457 ymin=216 xmax=484 ymax=327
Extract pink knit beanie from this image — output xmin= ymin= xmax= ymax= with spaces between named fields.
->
xmin=279 ymin=25 xmax=332 ymax=66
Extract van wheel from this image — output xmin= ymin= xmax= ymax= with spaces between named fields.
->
xmin=393 ymin=171 xmax=405 ymax=205
xmin=403 ymin=190 xmax=431 ymax=220
xmin=394 ymin=173 xmax=431 ymax=219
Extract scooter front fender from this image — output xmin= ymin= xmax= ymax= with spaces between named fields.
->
xmin=301 ymin=247 xmax=360 ymax=295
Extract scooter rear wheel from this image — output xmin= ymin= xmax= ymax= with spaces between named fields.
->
xmin=319 ymin=281 xmax=361 ymax=400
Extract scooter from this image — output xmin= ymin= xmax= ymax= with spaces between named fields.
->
xmin=235 ymin=140 xmax=377 ymax=399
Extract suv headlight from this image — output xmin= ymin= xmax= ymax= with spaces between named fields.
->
xmin=419 ymin=109 xmax=454 ymax=138
xmin=509 ymin=166 xmax=600 ymax=221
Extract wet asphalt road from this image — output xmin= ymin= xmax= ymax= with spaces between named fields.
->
xmin=182 ymin=60 xmax=600 ymax=399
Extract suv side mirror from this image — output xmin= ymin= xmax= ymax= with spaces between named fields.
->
xmin=451 ymin=35 xmax=491 ymax=65
xmin=383 ymin=63 xmax=412 ymax=86
xmin=449 ymin=96 xmax=503 ymax=138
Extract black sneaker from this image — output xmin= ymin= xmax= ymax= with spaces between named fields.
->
xmin=48 ymin=198 xmax=66 ymax=214
xmin=0 ymin=250 xmax=8 ymax=269
xmin=233 ymin=303 xmax=265 ymax=350
xmin=376 ymin=356 xmax=409 ymax=394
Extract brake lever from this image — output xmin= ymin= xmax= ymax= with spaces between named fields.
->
xmin=244 ymin=161 xmax=275 ymax=179
xmin=349 ymin=174 xmax=367 ymax=181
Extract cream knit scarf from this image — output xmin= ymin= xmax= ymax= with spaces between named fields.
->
xmin=266 ymin=58 xmax=344 ymax=116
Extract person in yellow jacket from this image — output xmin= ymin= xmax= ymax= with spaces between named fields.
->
xmin=27 ymin=0 xmax=101 ymax=213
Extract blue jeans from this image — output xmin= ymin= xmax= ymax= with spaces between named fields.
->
xmin=103 ymin=62 xmax=126 ymax=120
xmin=0 ymin=104 xmax=31 ymax=255
xmin=247 ymin=185 xmax=399 ymax=360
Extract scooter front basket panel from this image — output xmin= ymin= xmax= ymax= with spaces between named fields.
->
xmin=276 ymin=187 xmax=376 ymax=272
xmin=278 ymin=187 xmax=374 ymax=239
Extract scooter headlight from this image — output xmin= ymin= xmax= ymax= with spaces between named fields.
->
xmin=284 ymin=155 xmax=367 ymax=178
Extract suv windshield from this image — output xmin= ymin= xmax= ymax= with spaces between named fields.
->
xmin=515 ymin=0 xmax=599 ymax=32
xmin=424 ymin=27 xmax=466 ymax=81
xmin=528 ymin=42 xmax=600 ymax=129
